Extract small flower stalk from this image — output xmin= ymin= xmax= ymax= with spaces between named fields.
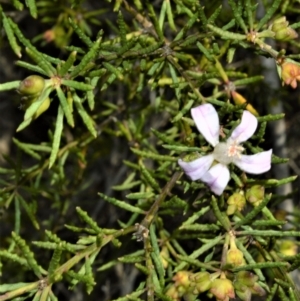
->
xmin=178 ymin=104 xmax=272 ymax=195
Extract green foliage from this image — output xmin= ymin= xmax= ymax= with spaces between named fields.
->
xmin=0 ymin=0 xmax=300 ymax=301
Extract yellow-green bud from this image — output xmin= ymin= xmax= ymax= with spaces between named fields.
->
xmin=235 ymin=285 xmax=252 ymax=301
xmin=182 ymin=291 xmax=198 ymax=301
xmin=269 ymin=16 xmax=298 ymax=41
xmin=245 ymin=185 xmax=264 ymax=206
xmin=270 ymin=16 xmax=288 ymax=32
xmin=159 ymin=245 xmax=169 ymax=269
xmin=18 ymin=75 xmax=45 ymax=96
xmin=275 ymin=27 xmax=298 ymax=41
xmin=226 ymin=248 xmax=245 ymax=267
xmin=173 ymin=271 xmax=192 ymax=289
xmin=226 ymin=204 xmax=236 ymax=216
xmin=279 ymin=239 xmax=298 ymax=256
xmin=226 ymin=237 xmax=245 ymax=267
xmin=272 ymin=16 xmax=287 ymax=25
xmin=227 ymin=192 xmax=246 ymax=215
xmin=34 ymin=97 xmax=51 ymax=119
xmin=21 ymin=96 xmax=51 ymax=119
xmin=250 ymin=283 xmax=266 ymax=297
xmin=210 ymin=278 xmax=235 ymax=301
xmin=235 ymin=271 xmax=258 ymax=287
xmin=271 ymin=21 xmax=288 ymax=32
xmin=190 ymin=271 xmax=211 ymax=293
xmin=270 ymin=16 xmax=298 ymax=40
xmin=166 ymin=285 xmax=181 ymax=300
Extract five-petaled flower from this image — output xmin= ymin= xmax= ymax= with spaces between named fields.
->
xmin=178 ymin=104 xmax=272 ymax=195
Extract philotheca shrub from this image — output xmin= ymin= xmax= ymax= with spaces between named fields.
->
xmin=0 ymin=0 xmax=300 ymax=301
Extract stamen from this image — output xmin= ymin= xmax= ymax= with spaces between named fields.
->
xmin=227 ymin=140 xmax=244 ymax=158
xmin=213 ymin=140 xmax=245 ymax=165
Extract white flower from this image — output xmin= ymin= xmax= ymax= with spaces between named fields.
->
xmin=178 ymin=104 xmax=272 ymax=195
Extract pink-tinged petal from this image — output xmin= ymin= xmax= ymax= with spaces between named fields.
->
xmin=178 ymin=155 xmax=214 ymax=181
xmin=234 ymin=149 xmax=272 ymax=174
xmin=230 ymin=111 xmax=258 ymax=143
xmin=191 ymin=104 xmax=220 ymax=147
xmin=200 ymin=164 xmax=230 ymax=195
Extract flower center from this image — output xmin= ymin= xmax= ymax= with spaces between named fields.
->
xmin=213 ymin=140 xmax=244 ymax=165
xmin=227 ymin=140 xmax=244 ymax=158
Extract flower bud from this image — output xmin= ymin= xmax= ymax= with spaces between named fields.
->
xmin=226 ymin=237 xmax=245 ymax=267
xmin=173 ymin=271 xmax=192 ymax=289
xmin=190 ymin=271 xmax=212 ymax=293
xmin=250 ymin=283 xmax=266 ymax=296
xmin=182 ymin=291 xmax=198 ymax=301
xmin=235 ymin=285 xmax=251 ymax=301
xmin=226 ymin=204 xmax=236 ymax=216
xmin=159 ymin=246 xmax=169 ymax=269
xmin=270 ymin=16 xmax=298 ymax=41
xmin=166 ymin=285 xmax=181 ymax=301
xmin=271 ymin=20 xmax=289 ymax=32
xmin=226 ymin=248 xmax=245 ymax=267
xmin=279 ymin=239 xmax=298 ymax=256
xmin=275 ymin=27 xmax=298 ymax=41
xmin=245 ymin=185 xmax=264 ymax=206
xmin=43 ymin=26 xmax=68 ymax=48
xmin=274 ymin=209 xmax=287 ymax=221
xmin=230 ymin=91 xmax=259 ymax=116
xmin=235 ymin=271 xmax=258 ymax=287
xmin=234 ymin=271 xmax=265 ymax=298
xmin=33 ymin=97 xmax=51 ymax=119
xmin=21 ymin=96 xmax=51 ymax=119
xmin=227 ymin=192 xmax=246 ymax=215
xmin=210 ymin=278 xmax=235 ymax=301
xmin=18 ymin=75 xmax=45 ymax=96
xmin=279 ymin=61 xmax=300 ymax=89
xmin=272 ymin=16 xmax=287 ymax=25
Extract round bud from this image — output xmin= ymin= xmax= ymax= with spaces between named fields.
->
xmin=33 ymin=97 xmax=51 ymax=119
xmin=172 ymin=271 xmax=192 ymax=288
xmin=226 ymin=248 xmax=245 ymax=267
xmin=190 ymin=272 xmax=211 ymax=293
xmin=227 ymin=192 xmax=246 ymax=215
xmin=18 ymin=75 xmax=45 ymax=96
xmin=275 ymin=27 xmax=298 ymax=41
xmin=210 ymin=278 xmax=235 ymax=301
xmin=245 ymin=185 xmax=265 ymax=206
